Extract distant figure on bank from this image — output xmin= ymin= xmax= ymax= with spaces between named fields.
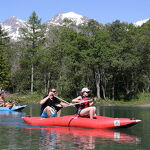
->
xmin=0 ymin=91 xmax=16 ymax=107
xmin=40 ymin=88 xmax=69 ymax=117
xmin=0 ymin=90 xmax=5 ymax=106
xmin=72 ymin=88 xmax=96 ymax=119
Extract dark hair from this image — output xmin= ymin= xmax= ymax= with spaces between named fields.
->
xmin=48 ymin=88 xmax=56 ymax=92
xmin=48 ymin=88 xmax=51 ymax=92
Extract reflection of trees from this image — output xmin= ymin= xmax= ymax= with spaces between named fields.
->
xmin=39 ymin=128 xmax=96 ymax=150
xmin=37 ymin=127 xmax=139 ymax=150
xmin=40 ymin=129 xmax=57 ymax=150
xmin=73 ymin=135 xmax=95 ymax=150
xmin=0 ymin=112 xmax=30 ymax=149
xmin=0 ymin=125 xmax=140 ymax=150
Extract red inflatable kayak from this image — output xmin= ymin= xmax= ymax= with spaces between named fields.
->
xmin=22 ymin=115 xmax=141 ymax=129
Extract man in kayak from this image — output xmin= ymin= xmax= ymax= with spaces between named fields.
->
xmin=72 ymin=88 xmax=96 ymax=119
xmin=40 ymin=88 xmax=69 ymax=117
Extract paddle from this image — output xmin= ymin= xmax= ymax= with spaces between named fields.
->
xmin=65 ymin=99 xmax=95 ymax=107
xmin=54 ymin=96 xmax=70 ymax=105
xmin=9 ymin=105 xmax=13 ymax=110
xmin=55 ymin=96 xmax=96 ymax=108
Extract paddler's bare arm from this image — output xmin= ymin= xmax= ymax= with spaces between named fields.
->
xmin=40 ymin=92 xmax=53 ymax=105
xmin=39 ymin=96 xmax=50 ymax=105
xmin=72 ymin=96 xmax=83 ymax=103
xmin=89 ymin=98 xmax=96 ymax=106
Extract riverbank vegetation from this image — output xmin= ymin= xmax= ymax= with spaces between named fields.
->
xmin=5 ymin=92 xmax=150 ymax=107
xmin=1 ymin=11 xmax=150 ymax=102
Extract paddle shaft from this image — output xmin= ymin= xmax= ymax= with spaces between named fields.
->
xmin=66 ymin=99 xmax=94 ymax=107
xmin=54 ymin=96 xmax=70 ymax=105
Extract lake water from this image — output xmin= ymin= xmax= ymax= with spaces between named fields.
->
xmin=0 ymin=104 xmax=149 ymax=150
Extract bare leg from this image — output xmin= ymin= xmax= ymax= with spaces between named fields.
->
xmin=44 ymin=106 xmax=52 ymax=117
xmin=57 ymin=109 xmax=62 ymax=117
xmin=89 ymin=107 xmax=96 ymax=119
xmin=80 ymin=106 xmax=96 ymax=119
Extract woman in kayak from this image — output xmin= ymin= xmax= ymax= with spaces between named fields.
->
xmin=40 ymin=88 xmax=69 ymax=117
xmin=72 ymin=88 xmax=96 ymax=119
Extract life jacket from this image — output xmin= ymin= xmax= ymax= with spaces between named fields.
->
xmin=78 ymin=97 xmax=90 ymax=109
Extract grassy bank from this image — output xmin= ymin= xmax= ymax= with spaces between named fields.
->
xmin=96 ymin=92 xmax=150 ymax=106
xmin=5 ymin=92 xmax=150 ymax=106
xmin=6 ymin=92 xmax=43 ymax=104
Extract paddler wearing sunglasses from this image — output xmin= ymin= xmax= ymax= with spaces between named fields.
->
xmin=40 ymin=88 xmax=69 ymax=117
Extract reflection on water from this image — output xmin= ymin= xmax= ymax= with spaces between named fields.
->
xmin=24 ymin=127 xmax=140 ymax=150
xmin=0 ymin=111 xmax=25 ymax=128
xmin=0 ymin=105 xmax=149 ymax=150
xmin=0 ymin=111 xmax=24 ymax=117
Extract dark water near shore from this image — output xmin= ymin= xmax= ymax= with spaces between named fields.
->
xmin=0 ymin=104 xmax=149 ymax=150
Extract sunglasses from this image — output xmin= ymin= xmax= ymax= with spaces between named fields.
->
xmin=51 ymin=91 xmax=56 ymax=93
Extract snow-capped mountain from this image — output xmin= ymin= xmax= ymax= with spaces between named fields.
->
xmin=45 ymin=12 xmax=89 ymax=26
xmin=0 ymin=12 xmax=149 ymax=41
xmin=0 ymin=12 xmax=89 ymax=41
xmin=0 ymin=16 xmax=27 ymax=41
xmin=133 ymin=18 xmax=149 ymax=26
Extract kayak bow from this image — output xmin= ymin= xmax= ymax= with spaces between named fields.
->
xmin=0 ymin=105 xmax=27 ymax=111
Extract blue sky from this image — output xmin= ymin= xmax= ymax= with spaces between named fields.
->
xmin=0 ymin=0 xmax=149 ymax=24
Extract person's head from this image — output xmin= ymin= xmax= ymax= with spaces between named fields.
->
xmin=81 ymin=88 xmax=90 ymax=96
xmin=48 ymin=88 xmax=57 ymax=96
xmin=0 ymin=90 xmax=5 ymax=98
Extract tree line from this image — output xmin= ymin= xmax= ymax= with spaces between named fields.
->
xmin=0 ymin=11 xmax=150 ymax=100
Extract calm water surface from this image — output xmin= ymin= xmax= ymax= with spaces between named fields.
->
xmin=0 ymin=104 xmax=149 ymax=150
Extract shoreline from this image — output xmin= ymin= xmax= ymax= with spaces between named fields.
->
xmin=134 ymin=103 xmax=150 ymax=107
xmin=5 ymin=92 xmax=150 ymax=107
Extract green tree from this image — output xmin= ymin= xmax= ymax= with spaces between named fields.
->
xmin=44 ymin=25 xmax=85 ymax=97
xmin=19 ymin=11 xmax=45 ymax=92
xmin=79 ymin=20 xmax=113 ymax=99
xmin=0 ymin=25 xmax=10 ymax=90
xmin=136 ymin=20 xmax=150 ymax=92
xmin=106 ymin=20 xmax=141 ymax=100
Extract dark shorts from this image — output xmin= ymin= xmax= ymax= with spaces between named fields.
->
xmin=77 ymin=109 xmax=82 ymax=115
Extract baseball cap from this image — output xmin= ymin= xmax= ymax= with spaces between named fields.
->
xmin=81 ymin=88 xmax=90 ymax=92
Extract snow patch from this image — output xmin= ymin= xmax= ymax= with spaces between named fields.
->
xmin=134 ymin=18 xmax=149 ymax=26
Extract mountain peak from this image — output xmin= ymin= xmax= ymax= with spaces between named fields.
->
xmin=3 ymin=16 xmax=26 ymax=26
xmin=46 ymin=12 xmax=89 ymax=26
xmin=1 ymin=16 xmax=27 ymax=41
xmin=60 ymin=12 xmax=83 ymax=20
xmin=1 ymin=12 xmax=149 ymax=41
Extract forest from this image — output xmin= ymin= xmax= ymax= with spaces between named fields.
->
xmin=0 ymin=11 xmax=150 ymax=100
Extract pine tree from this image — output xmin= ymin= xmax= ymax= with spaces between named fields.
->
xmin=19 ymin=11 xmax=45 ymax=93
xmin=0 ymin=25 xmax=10 ymax=90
